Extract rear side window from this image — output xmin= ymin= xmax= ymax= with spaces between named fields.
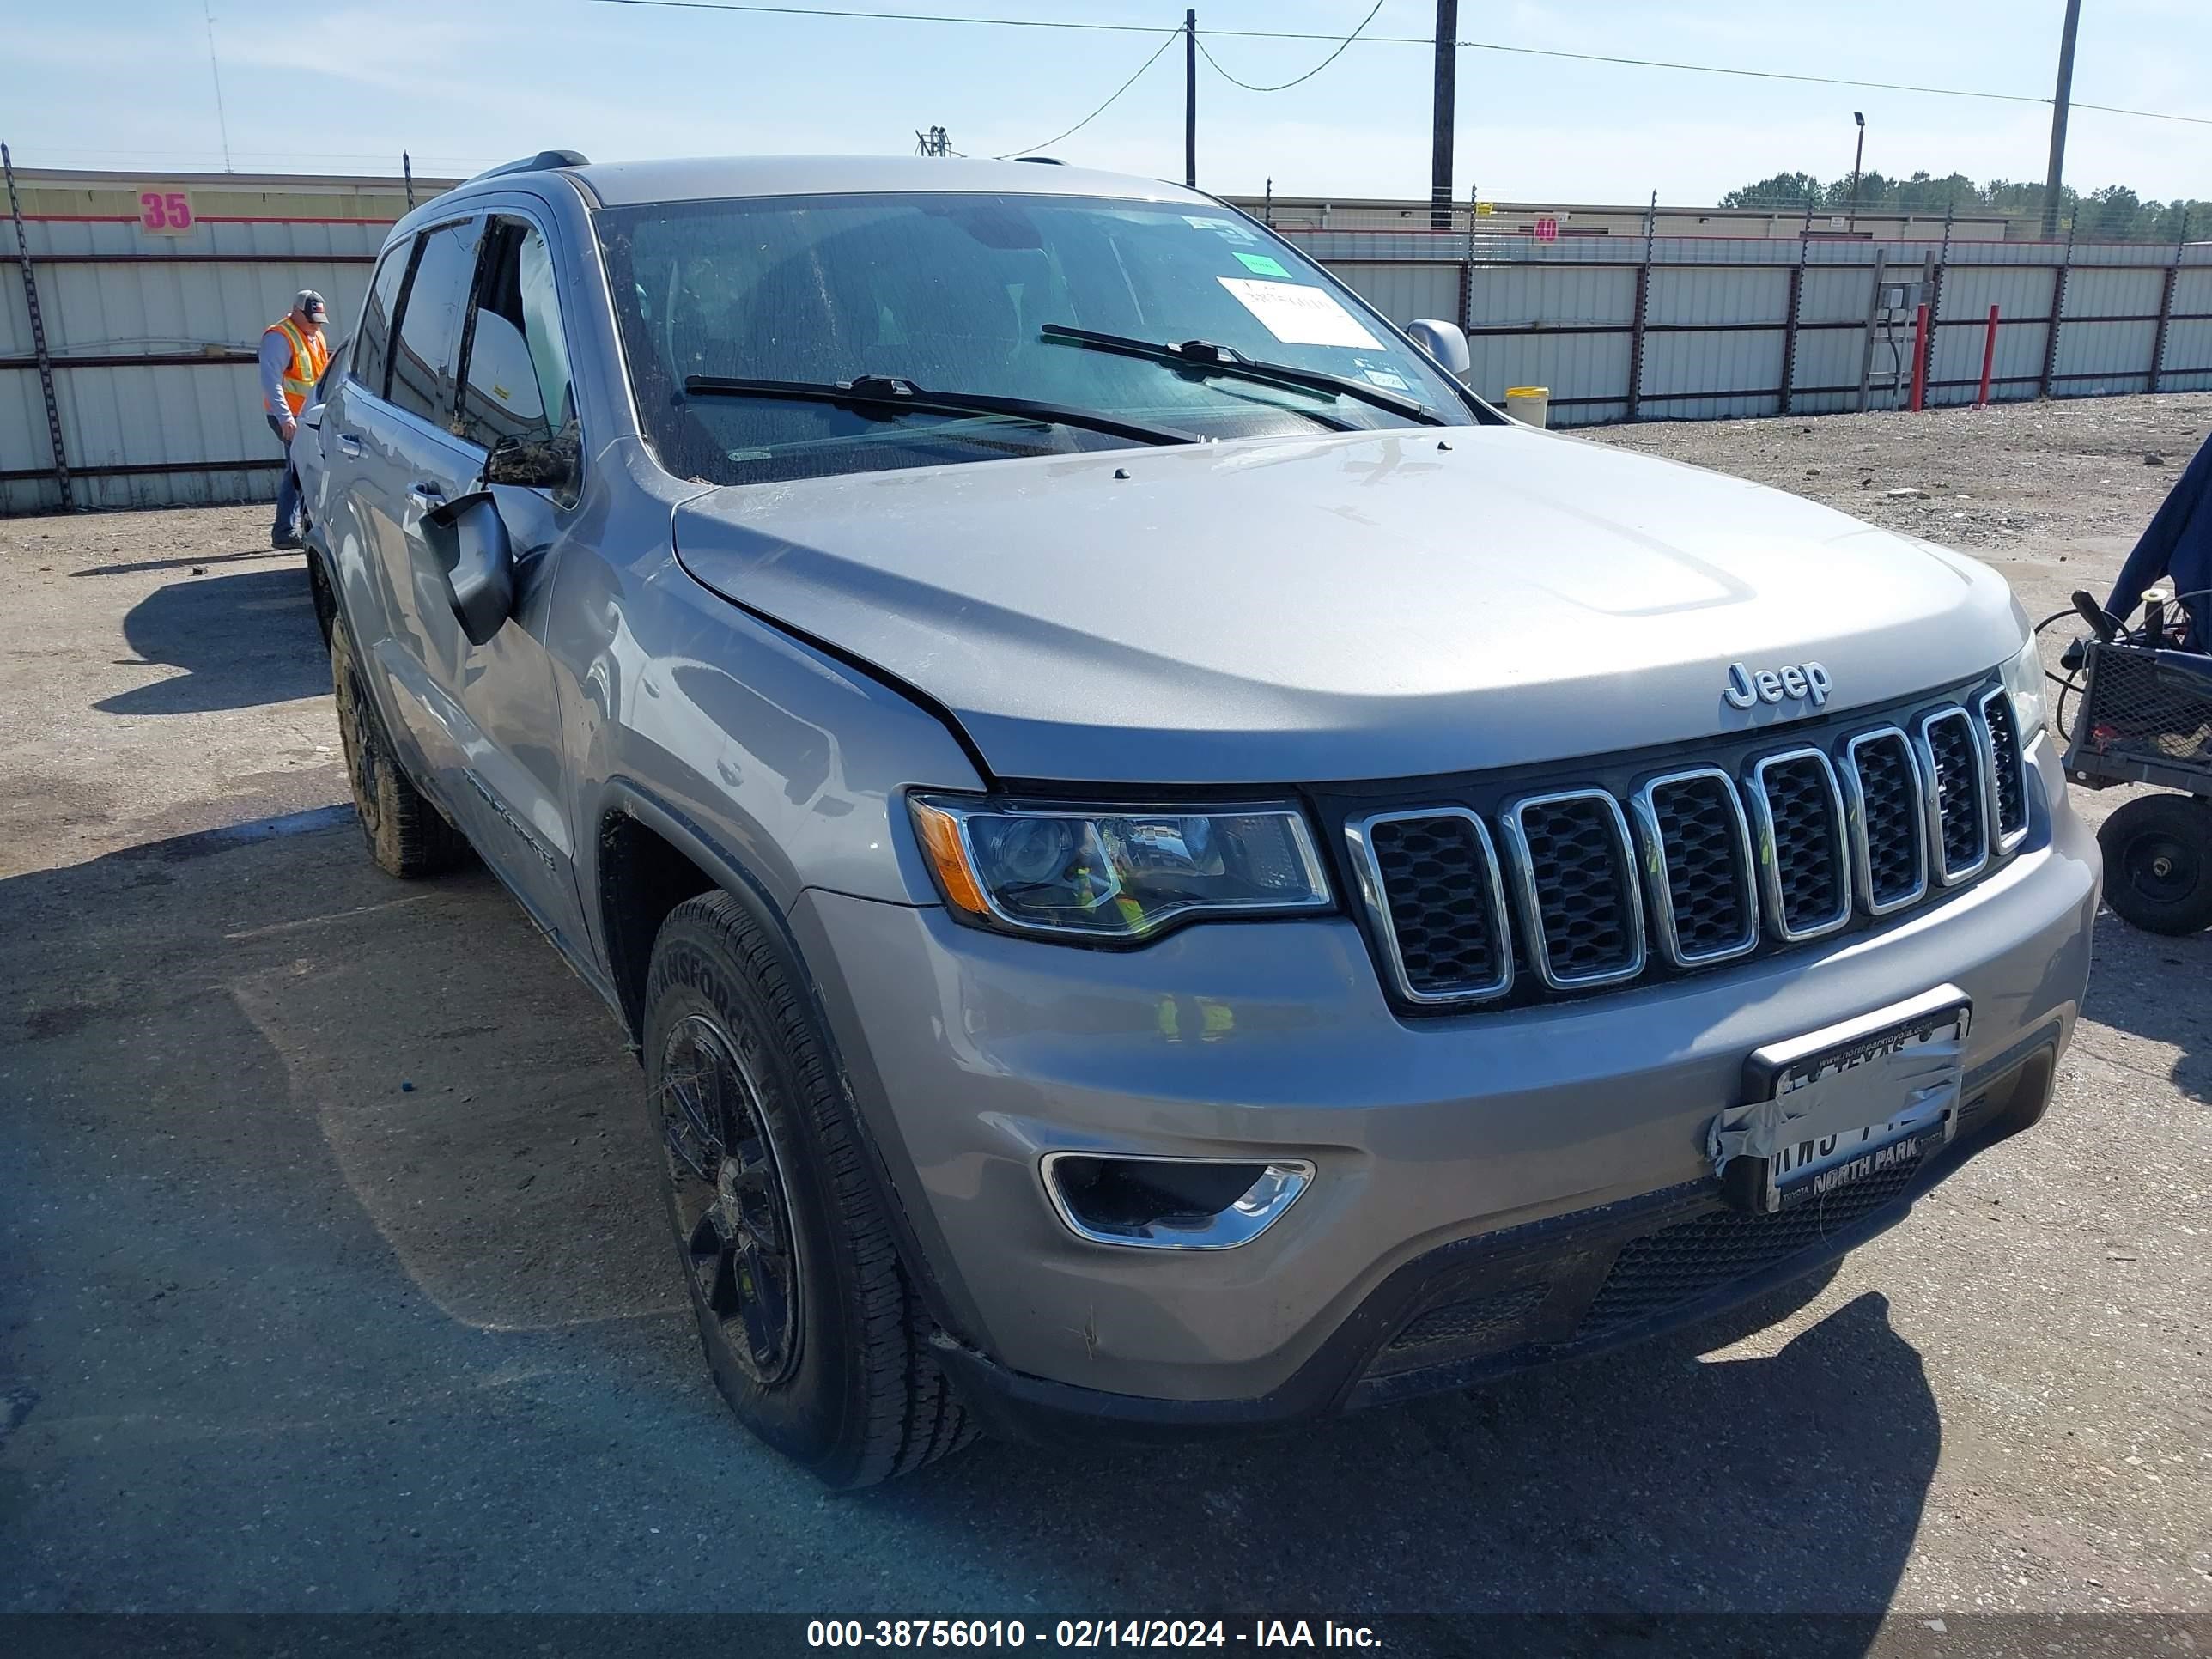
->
xmin=387 ymin=219 xmax=483 ymax=426
xmin=457 ymin=218 xmax=574 ymax=450
xmin=350 ymin=240 xmax=412 ymax=396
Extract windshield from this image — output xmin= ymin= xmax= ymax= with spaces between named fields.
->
xmin=594 ymin=191 xmax=1476 ymax=486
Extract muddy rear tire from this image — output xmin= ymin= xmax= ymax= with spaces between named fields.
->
xmin=330 ymin=615 xmax=468 ymax=879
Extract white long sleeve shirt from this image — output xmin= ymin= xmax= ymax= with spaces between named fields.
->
xmin=259 ymin=327 xmax=294 ymax=420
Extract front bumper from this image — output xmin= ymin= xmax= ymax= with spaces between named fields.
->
xmin=791 ymin=740 xmax=2099 ymax=1425
xmin=927 ymin=1030 xmax=2058 ymax=1443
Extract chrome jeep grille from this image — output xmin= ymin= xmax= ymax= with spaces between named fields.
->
xmin=1978 ymin=687 xmax=2029 ymax=848
xmin=1919 ymin=708 xmax=1990 ymax=884
xmin=1749 ymin=749 xmax=1850 ymax=940
xmin=1502 ymin=790 xmax=1644 ymax=988
xmin=1841 ymin=729 xmax=1928 ymax=914
xmin=1347 ymin=687 xmax=2027 ymax=1009
xmin=1349 ymin=809 xmax=1510 ymax=1002
xmin=1634 ymin=768 xmax=1757 ymax=967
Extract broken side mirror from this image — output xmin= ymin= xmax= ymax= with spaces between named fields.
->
xmin=420 ymin=492 xmax=515 ymax=647
xmin=1405 ymin=318 xmax=1471 ymax=378
xmin=483 ymin=422 xmax=581 ymax=504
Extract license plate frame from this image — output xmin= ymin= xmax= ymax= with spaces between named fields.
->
xmin=1713 ymin=986 xmax=1972 ymax=1216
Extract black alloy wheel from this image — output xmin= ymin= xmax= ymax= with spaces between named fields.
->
xmin=657 ymin=1012 xmax=802 ymax=1386
xmin=641 ymin=890 xmax=974 ymax=1485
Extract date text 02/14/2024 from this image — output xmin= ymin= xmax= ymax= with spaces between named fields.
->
xmin=805 ymin=1621 xmax=1382 ymax=1650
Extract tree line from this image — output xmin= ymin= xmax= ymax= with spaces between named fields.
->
xmin=1719 ymin=170 xmax=2208 ymax=243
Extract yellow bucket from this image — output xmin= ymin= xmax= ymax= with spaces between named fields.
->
xmin=1504 ymin=386 xmax=1551 ymax=428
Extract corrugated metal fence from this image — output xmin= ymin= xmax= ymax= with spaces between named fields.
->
xmin=7 ymin=200 xmax=2212 ymax=514
xmin=1304 ymin=228 xmax=2212 ymax=428
xmin=3 ymin=209 xmax=389 ymax=513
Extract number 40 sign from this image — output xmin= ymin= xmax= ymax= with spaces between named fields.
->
xmin=137 ymin=191 xmax=195 ymax=234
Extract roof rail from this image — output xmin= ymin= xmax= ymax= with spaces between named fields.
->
xmin=466 ymin=149 xmax=590 ymax=184
xmin=1013 ymin=155 xmax=1065 ymax=166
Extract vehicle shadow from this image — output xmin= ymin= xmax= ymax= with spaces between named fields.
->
xmin=879 ymin=1280 xmax=1929 ymax=1625
xmin=2079 ymin=908 xmax=2212 ymax=1103
xmin=94 ymin=565 xmax=325 ymax=716
xmin=70 ymin=546 xmax=299 ymax=580
xmin=0 ymin=817 xmax=1934 ymax=1630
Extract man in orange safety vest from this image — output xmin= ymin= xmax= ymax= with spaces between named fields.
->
xmin=262 ymin=289 xmax=331 ymax=550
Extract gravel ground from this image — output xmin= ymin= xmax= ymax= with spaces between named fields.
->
xmin=1591 ymin=392 xmax=2212 ymax=554
xmin=3 ymin=395 xmax=2208 ymax=1629
xmin=0 ymin=514 xmax=342 ymax=877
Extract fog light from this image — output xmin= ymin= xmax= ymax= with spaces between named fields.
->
xmin=1041 ymin=1152 xmax=1312 ymax=1250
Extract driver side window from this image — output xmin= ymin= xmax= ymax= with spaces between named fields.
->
xmin=387 ymin=219 xmax=482 ymax=426
xmin=458 ymin=218 xmax=576 ymax=458
xmin=350 ymin=240 xmax=412 ymax=397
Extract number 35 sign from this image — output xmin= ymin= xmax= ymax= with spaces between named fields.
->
xmin=137 ymin=191 xmax=195 ymax=234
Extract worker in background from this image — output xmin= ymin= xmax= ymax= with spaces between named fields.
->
xmin=2105 ymin=429 xmax=2212 ymax=653
xmin=262 ymin=289 xmax=331 ymax=550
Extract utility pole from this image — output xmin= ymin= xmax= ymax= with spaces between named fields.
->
xmin=1430 ymin=0 xmax=1458 ymax=229
xmin=1184 ymin=10 xmax=1197 ymax=190
xmin=1847 ymin=111 xmax=1865 ymax=231
xmin=2041 ymin=0 xmax=2082 ymax=239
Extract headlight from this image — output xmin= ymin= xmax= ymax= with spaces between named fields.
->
xmin=908 ymin=795 xmax=1333 ymax=939
xmin=2002 ymin=635 xmax=2049 ymax=745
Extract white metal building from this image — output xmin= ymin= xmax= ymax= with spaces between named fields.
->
xmin=3 ymin=167 xmax=454 ymax=514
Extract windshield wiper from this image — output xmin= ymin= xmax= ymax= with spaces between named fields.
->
xmin=682 ymin=374 xmax=1200 ymax=448
xmin=1039 ymin=324 xmax=1448 ymax=427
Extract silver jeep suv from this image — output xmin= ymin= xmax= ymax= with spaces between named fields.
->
xmin=296 ymin=151 xmax=2099 ymax=1486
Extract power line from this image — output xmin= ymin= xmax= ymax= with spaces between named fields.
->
xmin=1449 ymin=38 xmax=2130 ymax=118
xmin=2075 ymin=100 xmax=2212 ymax=127
xmin=1194 ymin=0 xmax=1383 ymax=93
xmin=585 ymin=0 xmax=1155 ymax=31
xmin=993 ymin=29 xmax=1180 ymax=158
xmin=574 ymin=0 xmax=2212 ymax=127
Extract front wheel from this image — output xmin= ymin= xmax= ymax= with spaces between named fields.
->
xmin=2099 ymin=793 xmax=2212 ymax=935
xmin=642 ymin=891 xmax=973 ymax=1486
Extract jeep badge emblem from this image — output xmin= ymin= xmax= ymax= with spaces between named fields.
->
xmin=1723 ymin=660 xmax=1832 ymax=710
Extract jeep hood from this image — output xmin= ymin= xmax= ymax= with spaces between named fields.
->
xmin=671 ymin=425 xmax=2021 ymax=786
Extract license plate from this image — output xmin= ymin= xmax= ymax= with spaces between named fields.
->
xmin=1712 ymin=988 xmax=1971 ymax=1216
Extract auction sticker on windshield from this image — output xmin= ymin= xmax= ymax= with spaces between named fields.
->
xmin=1186 ymin=213 xmax=1259 ymax=241
xmin=1217 ymin=276 xmax=1382 ymax=349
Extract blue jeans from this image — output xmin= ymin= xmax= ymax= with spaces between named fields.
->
xmin=268 ymin=413 xmax=302 ymax=544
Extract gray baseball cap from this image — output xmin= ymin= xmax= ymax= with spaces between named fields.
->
xmin=295 ymin=289 xmax=329 ymax=323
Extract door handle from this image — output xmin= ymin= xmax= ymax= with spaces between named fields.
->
xmin=334 ymin=432 xmax=362 ymax=457
xmin=406 ymin=481 xmax=447 ymax=509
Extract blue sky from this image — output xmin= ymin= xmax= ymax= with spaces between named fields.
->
xmin=3 ymin=0 xmax=2205 ymax=204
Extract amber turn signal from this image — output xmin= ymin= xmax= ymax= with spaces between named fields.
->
xmin=909 ymin=799 xmax=991 ymax=916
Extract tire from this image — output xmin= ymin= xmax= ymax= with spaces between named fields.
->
xmin=2099 ymin=793 xmax=2212 ymax=935
xmin=329 ymin=615 xmax=468 ymax=878
xmin=642 ymin=891 xmax=973 ymax=1487
xmin=305 ymin=549 xmax=337 ymax=647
